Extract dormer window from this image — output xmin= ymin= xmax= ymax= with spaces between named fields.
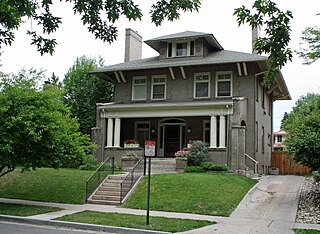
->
xmin=167 ymin=41 xmax=195 ymax=58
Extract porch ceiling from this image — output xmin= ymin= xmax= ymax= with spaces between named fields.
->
xmin=98 ymin=100 xmax=233 ymax=118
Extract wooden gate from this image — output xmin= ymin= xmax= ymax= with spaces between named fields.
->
xmin=271 ymin=151 xmax=312 ymax=175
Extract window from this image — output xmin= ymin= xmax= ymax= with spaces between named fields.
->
xmin=256 ymin=79 xmax=259 ymax=102
xmin=262 ymin=86 xmax=265 ymax=109
xmin=261 ymin=126 xmax=265 ymax=154
xmin=152 ymin=76 xmax=166 ymax=100
xmin=216 ymin=72 xmax=232 ymax=97
xmin=277 ymin=135 xmax=283 ymax=143
xmin=203 ymin=120 xmax=210 ymax=144
xmin=194 ymin=73 xmax=210 ymax=98
xmin=135 ymin=122 xmax=150 ymax=147
xmin=132 ymin=77 xmax=146 ymax=100
xmin=255 ymin=121 xmax=258 ymax=152
xmin=176 ymin=42 xmax=188 ymax=56
xmin=167 ymin=41 xmax=195 ymax=58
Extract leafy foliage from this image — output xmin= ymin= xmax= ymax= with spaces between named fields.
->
xmin=0 ymin=0 xmax=200 ymax=54
xmin=283 ymin=93 xmax=320 ymax=170
xmin=63 ymin=56 xmax=113 ymax=134
xmin=298 ymin=24 xmax=320 ymax=64
xmin=187 ymin=141 xmax=208 ymax=166
xmin=0 ymin=69 xmax=95 ymax=177
xmin=234 ymin=0 xmax=293 ymax=88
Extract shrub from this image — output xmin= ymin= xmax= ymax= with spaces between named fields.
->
xmin=200 ymin=162 xmax=229 ymax=172
xmin=313 ymin=171 xmax=320 ymax=182
xmin=187 ymin=141 xmax=208 ymax=166
xmin=184 ymin=166 xmax=205 ymax=173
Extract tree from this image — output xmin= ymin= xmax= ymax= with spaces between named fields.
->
xmin=234 ymin=0 xmax=293 ymax=88
xmin=0 ymin=69 xmax=94 ymax=177
xmin=64 ymin=56 xmax=113 ymax=135
xmin=280 ymin=112 xmax=289 ymax=130
xmin=297 ymin=24 xmax=320 ymax=64
xmin=0 ymin=0 xmax=201 ymax=55
xmin=283 ymin=93 xmax=320 ymax=170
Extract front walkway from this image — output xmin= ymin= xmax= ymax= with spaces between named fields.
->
xmin=0 ymin=175 xmax=319 ymax=234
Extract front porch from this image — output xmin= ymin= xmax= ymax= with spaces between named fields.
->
xmin=92 ymin=99 xmax=249 ymax=171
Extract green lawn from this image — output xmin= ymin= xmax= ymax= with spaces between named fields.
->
xmin=0 ymin=168 xmax=94 ymax=204
xmin=56 ymin=210 xmax=214 ymax=233
xmin=294 ymin=229 xmax=320 ymax=234
xmin=0 ymin=203 xmax=62 ymax=216
xmin=122 ymin=173 xmax=257 ymax=216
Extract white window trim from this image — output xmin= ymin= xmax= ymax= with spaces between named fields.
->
xmin=167 ymin=40 xmax=195 ymax=58
xmin=151 ymin=75 xmax=167 ymax=100
xmin=193 ymin=72 xmax=211 ymax=99
xmin=215 ymin=71 xmax=233 ymax=98
xmin=132 ymin=76 xmax=147 ymax=101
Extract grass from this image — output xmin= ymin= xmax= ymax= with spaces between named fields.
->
xmin=56 ymin=210 xmax=215 ymax=233
xmin=0 ymin=203 xmax=62 ymax=216
xmin=122 ymin=173 xmax=257 ymax=216
xmin=294 ymin=230 xmax=320 ymax=234
xmin=0 ymin=168 xmax=94 ymax=204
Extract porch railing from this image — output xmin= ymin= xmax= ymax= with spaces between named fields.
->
xmin=120 ymin=157 xmax=145 ymax=204
xmin=85 ymin=157 xmax=115 ymax=202
xmin=245 ymin=153 xmax=259 ymax=174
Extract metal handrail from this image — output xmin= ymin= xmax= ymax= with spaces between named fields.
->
xmin=120 ymin=157 xmax=145 ymax=204
xmin=85 ymin=157 xmax=115 ymax=202
xmin=245 ymin=153 xmax=259 ymax=174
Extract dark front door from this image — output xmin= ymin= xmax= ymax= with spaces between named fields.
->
xmin=164 ymin=125 xmax=180 ymax=157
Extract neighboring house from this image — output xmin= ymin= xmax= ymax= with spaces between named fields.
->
xmin=273 ymin=131 xmax=287 ymax=150
xmin=90 ymin=28 xmax=290 ymax=174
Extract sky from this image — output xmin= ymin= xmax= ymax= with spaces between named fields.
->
xmin=1 ymin=0 xmax=319 ymax=131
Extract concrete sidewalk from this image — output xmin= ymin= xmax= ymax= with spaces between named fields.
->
xmin=1 ymin=175 xmax=320 ymax=233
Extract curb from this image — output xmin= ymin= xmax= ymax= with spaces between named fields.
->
xmin=0 ymin=215 xmax=169 ymax=234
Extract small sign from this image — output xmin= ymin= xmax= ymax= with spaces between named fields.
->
xmin=145 ymin=141 xmax=156 ymax=157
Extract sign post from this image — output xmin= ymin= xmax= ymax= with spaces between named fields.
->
xmin=145 ymin=140 xmax=156 ymax=225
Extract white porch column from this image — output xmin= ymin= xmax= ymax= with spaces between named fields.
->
xmin=107 ymin=118 xmax=114 ymax=147
xmin=114 ymin=118 xmax=121 ymax=147
xmin=210 ymin=115 xmax=217 ymax=148
xmin=219 ymin=115 xmax=226 ymax=148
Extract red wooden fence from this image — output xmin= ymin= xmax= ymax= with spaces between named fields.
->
xmin=271 ymin=151 xmax=312 ymax=175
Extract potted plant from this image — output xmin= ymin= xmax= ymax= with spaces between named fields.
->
xmin=124 ymin=139 xmax=140 ymax=148
xmin=174 ymin=149 xmax=189 ymax=172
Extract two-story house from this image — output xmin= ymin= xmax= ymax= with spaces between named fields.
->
xmin=90 ymin=28 xmax=290 ymax=174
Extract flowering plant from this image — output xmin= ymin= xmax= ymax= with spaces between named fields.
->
xmin=124 ymin=139 xmax=138 ymax=144
xmin=174 ymin=149 xmax=190 ymax=158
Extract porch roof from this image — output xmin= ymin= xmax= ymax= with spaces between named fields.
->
xmin=97 ymin=100 xmax=234 ymax=118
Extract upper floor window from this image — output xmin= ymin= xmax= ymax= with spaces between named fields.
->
xmin=194 ymin=73 xmax=210 ymax=98
xmin=132 ymin=77 xmax=147 ymax=100
xmin=152 ymin=76 xmax=166 ymax=100
xmin=168 ymin=41 xmax=195 ymax=58
xmin=216 ymin=72 xmax=232 ymax=97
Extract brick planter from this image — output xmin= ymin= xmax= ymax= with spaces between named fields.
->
xmin=175 ymin=157 xmax=188 ymax=173
xmin=122 ymin=157 xmax=139 ymax=172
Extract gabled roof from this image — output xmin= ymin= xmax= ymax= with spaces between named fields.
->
xmin=144 ymin=31 xmax=223 ymax=52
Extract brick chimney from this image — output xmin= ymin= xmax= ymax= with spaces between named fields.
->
xmin=125 ymin=28 xmax=142 ymax=62
xmin=252 ymin=27 xmax=260 ymax=54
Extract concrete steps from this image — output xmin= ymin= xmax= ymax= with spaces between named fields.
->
xmin=88 ymin=174 xmax=127 ymax=205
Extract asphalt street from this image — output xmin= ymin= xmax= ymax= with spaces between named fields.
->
xmin=0 ymin=221 xmax=112 ymax=234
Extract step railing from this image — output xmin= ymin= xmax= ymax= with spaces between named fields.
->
xmin=85 ymin=157 xmax=115 ymax=202
xmin=244 ymin=153 xmax=259 ymax=174
xmin=120 ymin=157 xmax=145 ymax=204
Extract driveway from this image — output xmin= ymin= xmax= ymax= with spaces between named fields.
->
xmin=184 ymin=175 xmax=305 ymax=234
